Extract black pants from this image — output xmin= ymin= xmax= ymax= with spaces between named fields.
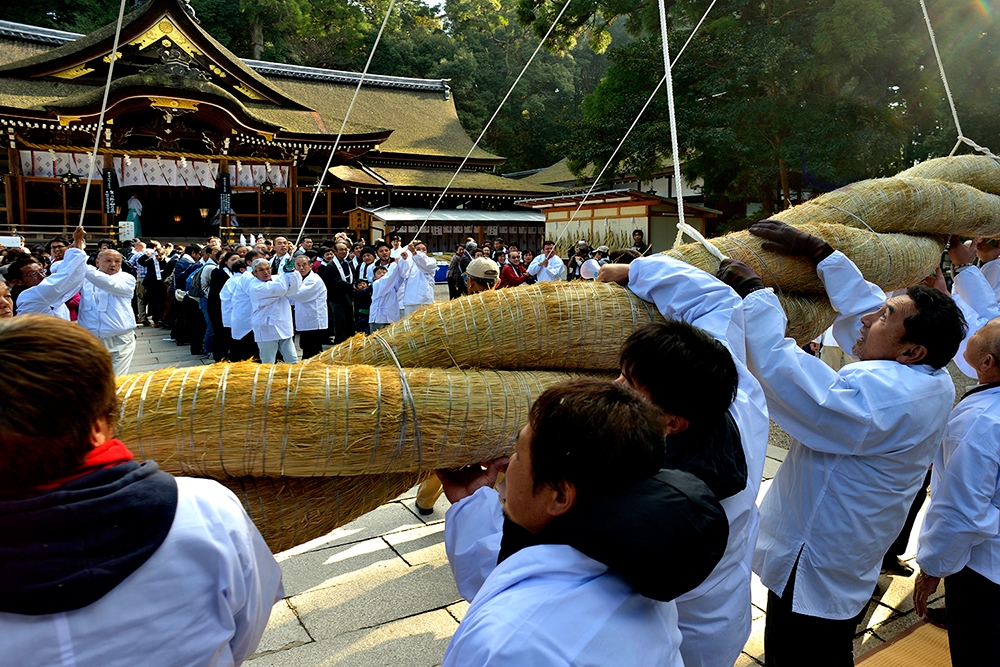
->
xmin=447 ymin=276 xmax=464 ymax=299
xmin=209 ymin=309 xmax=230 ymax=362
xmin=946 ymin=567 xmax=1000 ymax=667
xmin=299 ymin=329 xmax=325 ymax=359
xmin=886 ymin=469 xmax=932 ymax=560
xmin=764 ymin=564 xmax=869 ymax=667
xmin=329 ymin=297 xmax=355 ymax=344
xmin=230 ymin=331 xmax=259 ymax=362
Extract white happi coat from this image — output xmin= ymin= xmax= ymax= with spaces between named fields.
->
xmin=628 ymin=254 xmax=769 ymax=667
xmin=369 ymin=260 xmax=410 ymax=324
xmin=287 ymin=271 xmax=328 ymax=332
xmin=15 ymin=247 xmax=86 ymax=319
xmin=228 ymin=271 xmax=256 ymax=340
xmin=747 ymin=251 xmax=955 ymax=619
xmin=442 ymin=487 xmax=683 ymax=667
xmin=77 ymin=267 xmax=137 ymax=339
xmin=400 ymin=252 xmax=437 ymax=307
xmin=0 ymin=478 xmax=283 ymax=667
xmin=526 ymin=253 xmax=566 ymax=282
xmin=248 ymin=271 xmax=302 ymax=343
xmin=952 ymin=265 xmax=1000 ymax=379
xmin=219 ymin=270 xmax=245 ymax=329
xmin=917 ymin=384 xmax=1000 ymax=583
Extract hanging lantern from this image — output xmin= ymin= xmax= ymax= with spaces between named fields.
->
xmin=260 ymin=180 xmax=275 ymax=195
xmin=59 ymin=173 xmax=81 ymax=188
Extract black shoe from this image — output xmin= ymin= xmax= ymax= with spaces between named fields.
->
xmin=881 ymin=556 xmax=914 ymax=577
xmin=416 ymin=505 xmax=434 ymax=516
xmin=925 ymin=607 xmax=948 ymax=629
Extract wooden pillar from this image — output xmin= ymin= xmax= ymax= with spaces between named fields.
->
xmin=219 ymin=157 xmax=230 ymax=239
xmin=5 ymin=144 xmax=19 ymax=234
xmin=103 ymin=153 xmax=114 ymax=240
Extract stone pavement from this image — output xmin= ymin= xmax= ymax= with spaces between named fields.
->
xmin=127 ymin=322 xmax=960 ymax=666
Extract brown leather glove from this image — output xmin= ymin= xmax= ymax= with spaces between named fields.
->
xmin=750 ymin=220 xmax=835 ymax=263
xmin=716 ymin=259 xmax=765 ymax=298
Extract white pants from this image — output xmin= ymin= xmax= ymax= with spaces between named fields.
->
xmin=258 ymin=337 xmax=298 ymax=365
xmin=101 ymin=331 xmax=137 ymax=376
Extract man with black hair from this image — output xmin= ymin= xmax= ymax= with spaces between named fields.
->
xmin=600 ymin=256 xmax=770 ymax=667
xmin=439 ymin=379 xmax=729 ymax=666
xmin=0 ymin=315 xmax=282 ymax=666
xmin=717 ymin=219 xmax=967 ymax=666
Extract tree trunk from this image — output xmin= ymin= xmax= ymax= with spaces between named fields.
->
xmin=251 ymin=20 xmax=264 ymax=60
xmin=760 ymin=183 xmax=775 ymax=217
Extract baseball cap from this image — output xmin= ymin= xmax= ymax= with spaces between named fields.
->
xmin=466 ymin=257 xmax=499 ymax=280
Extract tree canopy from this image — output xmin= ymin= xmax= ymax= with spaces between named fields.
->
xmin=528 ymin=0 xmax=999 ymax=213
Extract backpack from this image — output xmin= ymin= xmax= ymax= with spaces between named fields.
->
xmin=186 ymin=265 xmax=208 ymax=298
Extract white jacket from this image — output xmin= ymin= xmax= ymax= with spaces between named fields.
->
xmin=952 ymin=266 xmax=1000 ymax=379
xmin=229 ymin=272 xmax=256 ymax=340
xmin=0 ymin=477 xmax=283 ymax=667
xmin=369 ymin=260 xmax=409 ymax=324
xmin=78 ymin=267 xmax=137 ymax=339
xmin=219 ymin=270 xmax=245 ymax=329
xmin=249 ymin=271 xmax=302 ymax=342
xmin=747 ymin=251 xmax=955 ymax=619
xmin=15 ymin=247 xmax=87 ymax=319
xmin=527 ymin=253 xmax=566 ymax=282
xmin=918 ymin=384 xmax=1000 ymax=584
xmin=442 ymin=488 xmax=684 ymax=667
xmin=287 ymin=271 xmax=328 ymax=332
xmin=400 ymin=252 xmax=437 ymax=307
xmin=628 ymin=254 xmax=769 ymax=667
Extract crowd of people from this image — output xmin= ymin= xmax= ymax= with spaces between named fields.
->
xmin=1 ymin=221 xmax=998 ymax=667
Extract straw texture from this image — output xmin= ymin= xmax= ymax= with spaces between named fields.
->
xmin=220 ymin=473 xmax=419 ymax=553
xmin=666 ymin=224 xmax=944 ymax=294
xmin=116 ymin=361 xmax=593 ymax=478
xmin=898 ymin=155 xmax=1000 ymax=198
xmin=313 ymin=280 xmax=664 ymax=371
xmin=771 ymin=177 xmax=1000 ymax=239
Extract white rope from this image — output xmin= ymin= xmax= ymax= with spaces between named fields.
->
xmin=78 ymin=0 xmax=129 ymax=228
xmin=293 ymin=0 xmax=397 ymax=247
xmin=408 ymin=0 xmax=575 ymax=245
xmin=552 ymin=0 xmax=718 ymax=248
xmin=675 ymin=221 xmax=726 ymax=262
xmin=656 ymin=0 xmax=687 ymax=247
xmin=918 ymin=0 xmax=997 ymax=160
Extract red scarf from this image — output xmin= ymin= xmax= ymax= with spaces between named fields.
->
xmin=35 ymin=440 xmax=135 ymax=491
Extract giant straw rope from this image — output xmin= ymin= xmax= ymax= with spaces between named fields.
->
xmin=115 ymin=155 xmax=1000 ymax=552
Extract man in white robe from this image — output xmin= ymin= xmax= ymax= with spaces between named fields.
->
xmin=599 ymin=254 xmax=770 ymax=667
xmin=78 ymin=249 xmax=138 ymax=376
xmin=439 ymin=379 xmax=729 ymax=667
xmin=13 ymin=225 xmax=87 ymax=319
xmin=526 ymin=239 xmax=565 ymax=282
xmin=718 ymin=220 xmax=967 ymax=666
xmin=914 ymin=315 xmax=1000 ymax=667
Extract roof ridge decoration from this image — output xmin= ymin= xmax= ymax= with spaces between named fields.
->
xmin=0 ymin=18 xmax=451 ymax=95
xmin=0 ymin=0 xmax=311 ymax=111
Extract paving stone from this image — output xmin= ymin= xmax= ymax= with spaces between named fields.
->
xmin=445 ymin=600 xmax=469 ymax=624
xmin=276 ymin=503 xmax=427 ymax=560
xmin=400 ymin=493 xmax=452 ymax=524
xmin=279 ymin=537 xmax=402 ymax=598
xmin=394 ymin=483 xmax=420 ymax=502
xmin=251 ymin=599 xmax=312 ymax=658
xmin=291 ymin=557 xmax=461 ymax=640
xmin=872 ymin=570 xmax=943 ymax=614
xmin=750 ymin=573 xmax=769 ymax=612
xmin=248 ymin=609 xmax=456 ymax=667
xmin=383 ymin=523 xmax=448 ymax=567
xmin=853 ymin=629 xmax=884 ymax=658
xmin=751 ymin=603 xmax=766 ymax=621
xmin=870 ymin=610 xmax=921 ymax=642
xmin=735 ymin=652 xmax=762 ymax=667
xmin=762 ymin=457 xmax=781 ymax=480
xmin=742 ymin=616 xmax=765 ymax=663
xmin=765 ymin=444 xmax=787 ymax=462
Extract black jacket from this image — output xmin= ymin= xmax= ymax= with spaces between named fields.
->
xmin=0 ymin=461 xmax=178 ymax=616
xmin=499 ymin=468 xmax=729 ymax=602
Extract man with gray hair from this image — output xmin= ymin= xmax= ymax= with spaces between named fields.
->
xmin=78 ymin=247 xmax=138 ymax=375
